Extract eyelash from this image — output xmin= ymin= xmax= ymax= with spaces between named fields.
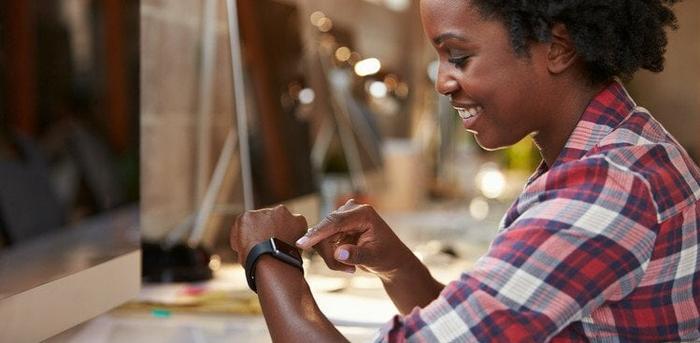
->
xmin=448 ymin=56 xmax=469 ymax=68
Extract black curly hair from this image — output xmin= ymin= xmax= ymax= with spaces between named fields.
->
xmin=470 ymin=0 xmax=681 ymax=84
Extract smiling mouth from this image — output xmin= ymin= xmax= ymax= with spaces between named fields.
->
xmin=453 ymin=105 xmax=483 ymax=120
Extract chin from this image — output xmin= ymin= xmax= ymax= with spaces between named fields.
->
xmin=473 ymin=135 xmax=511 ymax=151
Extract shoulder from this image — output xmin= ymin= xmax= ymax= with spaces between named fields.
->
xmin=576 ymin=107 xmax=700 ymax=222
xmin=540 ymin=156 xmax=655 ymax=213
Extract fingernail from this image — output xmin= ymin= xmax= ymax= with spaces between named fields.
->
xmin=337 ymin=249 xmax=349 ymax=261
xmin=296 ymin=236 xmax=309 ymax=246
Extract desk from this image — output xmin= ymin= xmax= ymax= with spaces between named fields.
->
xmin=48 ymin=265 xmax=390 ymax=343
xmin=50 ymin=203 xmax=500 ymax=343
xmin=0 ymin=206 xmax=140 ymax=342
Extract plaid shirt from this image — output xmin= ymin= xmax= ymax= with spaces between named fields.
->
xmin=375 ymin=81 xmax=700 ymax=342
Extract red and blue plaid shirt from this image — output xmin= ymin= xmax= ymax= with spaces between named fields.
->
xmin=375 ymin=81 xmax=700 ymax=342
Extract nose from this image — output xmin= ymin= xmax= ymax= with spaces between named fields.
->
xmin=435 ymin=62 xmax=459 ymax=97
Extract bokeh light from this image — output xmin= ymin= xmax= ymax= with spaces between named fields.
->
xmin=368 ymin=81 xmax=388 ymax=98
xmin=335 ymin=46 xmax=352 ymax=62
xmin=354 ymin=58 xmax=381 ymax=76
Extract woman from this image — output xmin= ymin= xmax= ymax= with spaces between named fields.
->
xmin=230 ymin=0 xmax=699 ymax=341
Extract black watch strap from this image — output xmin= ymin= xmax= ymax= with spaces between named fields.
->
xmin=244 ymin=237 xmax=303 ymax=293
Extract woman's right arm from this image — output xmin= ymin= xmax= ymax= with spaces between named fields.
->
xmin=378 ymin=253 xmax=445 ymax=315
xmin=295 ymin=200 xmax=444 ymax=314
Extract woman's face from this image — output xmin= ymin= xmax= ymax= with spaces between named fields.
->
xmin=420 ymin=0 xmax=552 ymax=150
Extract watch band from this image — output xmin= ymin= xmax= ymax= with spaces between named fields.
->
xmin=244 ymin=237 xmax=303 ymax=293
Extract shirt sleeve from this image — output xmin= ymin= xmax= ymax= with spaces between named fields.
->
xmin=373 ymin=158 xmax=659 ymax=342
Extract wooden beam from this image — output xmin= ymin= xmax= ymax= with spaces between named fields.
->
xmin=2 ymin=1 xmax=37 ymax=135
xmin=102 ymin=0 xmax=129 ymax=154
xmin=237 ymin=0 xmax=295 ymax=204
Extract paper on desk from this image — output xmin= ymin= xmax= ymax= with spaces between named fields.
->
xmin=118 ymin=283 xmax=261 ymax=315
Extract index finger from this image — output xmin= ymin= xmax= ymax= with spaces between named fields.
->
xmin=296 ymin=205 xmax=365 ymax=249
xmin=295 ymin=213 xmax=343 ymax=249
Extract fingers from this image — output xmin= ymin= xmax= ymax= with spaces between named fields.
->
xmin=338 ymin=198 xmax=358 ymax=210
xmin=229 ymin=205 xmax=308 ymax=257
xmin=229 ymin=213 xmax=243 ymax=252
xmin=296 ymin=199 xmax=367 ymax=249
xmin=293 ymin=213 xmax=307 ymax=227
xmin=271 ymin=205 xmax=308 ymax=228
xmin=313 ymin=234 xmax=356 ymax=273
xmin=334 ymin=244 xmax=369 ymax=266
xmin=296 ymin=213 xmax=342 ymax=248
xmin=274 ymin=203 xmax=289 ymax=213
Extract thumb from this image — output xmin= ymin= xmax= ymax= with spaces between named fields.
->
xmin=334 ymin=244 xmax=369 ymax=266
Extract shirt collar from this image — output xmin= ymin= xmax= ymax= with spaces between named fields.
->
xmin=528 ymin=81 xmax=637 ymax=183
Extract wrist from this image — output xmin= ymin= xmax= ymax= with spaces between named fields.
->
xmin=378 ymin=248 xmax=425 ymax=283
xmin=256 ymin=255 xmax=305 ymax=275
xmin=240 ymin=237 xmax=273 ymax=265
xmin=255 ymin=256 xmax=305 ymax=291
xmin=245 ymin=237 xmax=303 ymax=292
xmin=378 ymin=251 xmax=444 ymax=314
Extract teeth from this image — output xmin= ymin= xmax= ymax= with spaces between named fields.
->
xmin=455 ymin=106 xmax=482 ymax=119
xmin=457 ymin=108 xmax=470 ymax=119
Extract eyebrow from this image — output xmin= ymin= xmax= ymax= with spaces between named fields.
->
xmin=432 ymin=32 xmax=468 ymax=45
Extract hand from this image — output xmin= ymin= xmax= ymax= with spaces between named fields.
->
xmin=229 ymin=205 xmax=308 ymax=266
xmin=295 ymin=199 xmax=415 ymax=280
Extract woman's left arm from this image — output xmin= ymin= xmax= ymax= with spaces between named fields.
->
xmin=229 ymin=205 xmax=348 ymax=342
xmin=254 ymin=256 xmax=347 ymax=342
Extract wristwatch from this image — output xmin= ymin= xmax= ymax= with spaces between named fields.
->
xmin=244 ymin=237 xmax=304 ymax=293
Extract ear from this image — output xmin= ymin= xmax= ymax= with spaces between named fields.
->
xmin=547 ymin=23 xmax=577 ymax=74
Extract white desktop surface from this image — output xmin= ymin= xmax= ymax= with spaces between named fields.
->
xmin=49 ymin=265 xmax=391 ymax=343
xmin=50 ymin=259 xmax=483 ymax=343
xmin=49 ymin=203 xmax=499 ymax=343
xmin=0 ymin=207 xmax=140 ymax=343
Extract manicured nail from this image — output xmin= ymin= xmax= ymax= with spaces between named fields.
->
xmin=337 ymin=249 xmax=349 ymax=261
xmin=296 ymin=236 xmax=309 ymax=246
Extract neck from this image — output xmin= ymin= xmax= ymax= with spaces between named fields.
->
xmin=532 ymin=81 xmax=606 ymax=167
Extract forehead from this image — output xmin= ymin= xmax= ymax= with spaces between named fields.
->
xmin=419 ymin=0 xmax=479 ymax=22
xmin=419 ymin=0 xmax=484 ymax=38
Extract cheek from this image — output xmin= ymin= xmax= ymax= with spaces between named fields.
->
xmin=488 ymin=67 xmax=540 ymax=123
xmin=459 ymin=60 xmax=517 ymax=110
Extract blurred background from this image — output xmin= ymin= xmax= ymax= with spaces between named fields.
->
xmin=0 ymin=0 xmax=139 ymax=247
xmin=1 ymin=0 xmax=698 ymax=341
xmin=141 ymin=0 xmax=699 ymax=253
xmin=1 ymin=2 xmax=140 ymax=340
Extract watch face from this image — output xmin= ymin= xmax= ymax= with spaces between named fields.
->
xmin=271 ymin=238 xmax=301 ymax=259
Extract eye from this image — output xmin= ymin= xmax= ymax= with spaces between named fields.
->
xmin=446 ymin=49 xmax=471 ymax=68
xmin=448 ymin=56 xmax=469 ymax=68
